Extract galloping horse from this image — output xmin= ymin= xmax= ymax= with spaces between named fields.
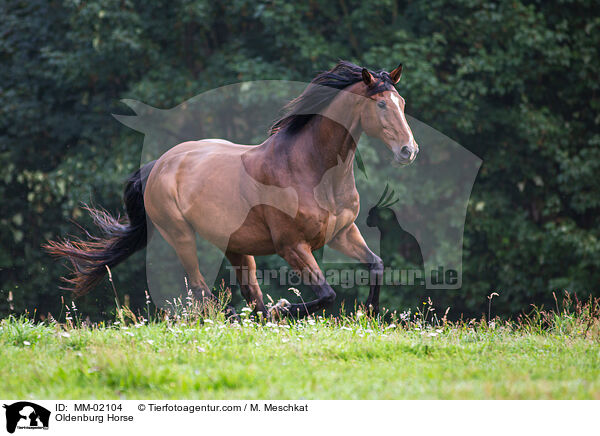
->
xmin=45 ymin=61 xmax=419 ymax=318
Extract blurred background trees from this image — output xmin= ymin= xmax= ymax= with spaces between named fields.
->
xmin=1 ymin=0 xmax=598 ymax=319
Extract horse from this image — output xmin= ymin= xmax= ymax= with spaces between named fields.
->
xmin=44 ymin=60 xmax=419 ymax=318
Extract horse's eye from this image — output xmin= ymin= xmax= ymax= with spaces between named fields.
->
xmin=377 ymin=100 xmax=386 ymax=109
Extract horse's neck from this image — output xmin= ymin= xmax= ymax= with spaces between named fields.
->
xmin=316 ymin=91 xmax=363 ymax=164
xmin=301 ymin=92 xmax=363 ymax=183
xmin=248 ymin=89 xmax=364 ymax=190
xmin=302 ymin=110 xmax=361 ymax=215
xmin=312 ymin=118 xmax=359 ymax=167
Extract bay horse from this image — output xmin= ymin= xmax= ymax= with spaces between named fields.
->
xmin=45 ymin=61 xmax=419 ymax=318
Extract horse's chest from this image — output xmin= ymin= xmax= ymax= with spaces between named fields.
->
xmin=303 ymin=155 xmax=359 ymax=244
xmin=323 ymin=206 xmax=357 ymax=241
xmin=314 ymin=188 xmax=359 ymax=243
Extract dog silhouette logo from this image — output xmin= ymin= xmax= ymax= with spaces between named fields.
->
xmin=3 ymin=402 xmax=50 ymax=433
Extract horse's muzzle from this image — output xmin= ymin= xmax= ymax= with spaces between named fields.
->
xmin=393 ymin=144 xmax=418 ymax=165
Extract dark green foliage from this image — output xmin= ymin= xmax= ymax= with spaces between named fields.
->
xmin=1 ymin=0 xmax=598 ymax=319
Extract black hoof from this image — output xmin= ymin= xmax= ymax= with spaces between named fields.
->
xmin=225 ymin=305 xmax=241 ymax=323
xmin=269 ymin=299 xmax=292 ymax=320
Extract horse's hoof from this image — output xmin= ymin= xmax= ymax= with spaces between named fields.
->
xmin=225 ymin=305 xmax=241 ymax=323
xmin=269 ymin=298 xmax=291 ymax=320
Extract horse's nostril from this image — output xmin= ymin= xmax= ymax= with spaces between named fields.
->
xmin=400 ymin=145 xmax=411 ymax=159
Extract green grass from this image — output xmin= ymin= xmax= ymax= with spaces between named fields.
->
xmin=1 ymin=301 xmax=599 ymax=399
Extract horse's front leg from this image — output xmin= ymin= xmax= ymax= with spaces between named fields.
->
xmin=328 ymin=223 xmax=383 ymax=315
xmin=274 ymin=242 xmax=336 ymax=318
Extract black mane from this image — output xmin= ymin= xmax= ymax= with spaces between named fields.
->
xmin=269 ymin=61 xmax=394 ymax=136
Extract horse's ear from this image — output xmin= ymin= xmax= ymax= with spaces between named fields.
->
xmin=389 ymin=64 xmax=403 ymax=84
xmin=361 ymin=68 xmax=374 ymax=86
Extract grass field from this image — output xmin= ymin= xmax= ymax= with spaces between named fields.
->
xmin=1 ymin=296 xmax=599 ymax=400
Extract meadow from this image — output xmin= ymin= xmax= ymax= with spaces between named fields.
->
xmin=1 ymin=294 xmax=599 ymax=400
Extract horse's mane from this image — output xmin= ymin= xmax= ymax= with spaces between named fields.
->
xmin=269 ymin=60 xmax=394 ymax=136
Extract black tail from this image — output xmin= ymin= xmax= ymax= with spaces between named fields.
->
xmin=44 ymin=160 xmax=156 ymax=296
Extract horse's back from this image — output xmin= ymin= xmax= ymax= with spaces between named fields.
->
xmin=144 ymin=138 xmax=288 ymax=250
xmin=147 ymin=139 xmax=255 ymax=184
xmin=157 ymin=139 xmax=254 ymax=160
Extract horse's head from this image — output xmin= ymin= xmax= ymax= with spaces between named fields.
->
xmin=358 ymin=64 xmax=419 ymax=165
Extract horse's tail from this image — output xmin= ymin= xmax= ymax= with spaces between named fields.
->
xmin=44 ymin=160 xmax=156 ymax=296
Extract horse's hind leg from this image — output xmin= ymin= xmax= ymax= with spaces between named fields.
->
xmin=226 ymin=252 xmax=268 ymax=318
xmin=155 ymin=221 xmax=239 ymax=318
xmin=154 ymin=221 xmax=214 ymax=301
